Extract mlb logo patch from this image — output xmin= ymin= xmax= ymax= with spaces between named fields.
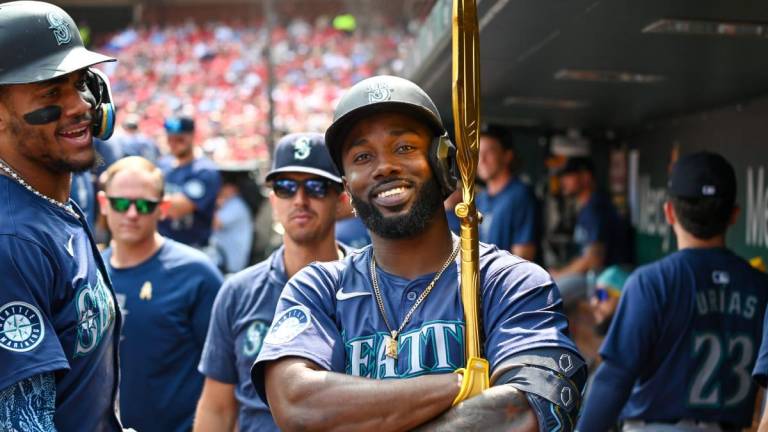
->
xmin=712 ymin=271 xmax=730 ymax=285
xmin=701 ymin=185 xmax=716 ymax=196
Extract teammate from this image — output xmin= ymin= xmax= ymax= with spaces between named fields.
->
xmin=252 ymin=76 xmax=585 ymax=431
xmin=210 ymin=176 xmax=253 ymax=273
xmin=551 ymin=156 xmax=631 ymax=304
xmin=476 ymin=124 xmax=538 ymax=261
xmin=99 ymin=157 xmax=223 ymax=432
xmin=0 ymin=2 xmax=123 ymax=430
xmin=158 ymin=115 xmax=222 ymax=248
xmin=195 ymin=133 xmax=350 ymax=431
xmin=578 ymin=152 xmax=768 ymax=431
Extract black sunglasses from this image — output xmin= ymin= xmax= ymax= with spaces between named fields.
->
xmin=272 ymin=178 xmax=335 ymax=199
xmin=107 ymin=196 xmax=160 ymax=214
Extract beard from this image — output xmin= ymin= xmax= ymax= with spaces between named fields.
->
xmin=9 ymin=112 xmax=95 ymax=174
xmin=351 ymin=176 xmax=444 ymax=239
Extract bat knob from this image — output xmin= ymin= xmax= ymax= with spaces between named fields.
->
xmin=454 ymin=202 xmax=469 ymax=218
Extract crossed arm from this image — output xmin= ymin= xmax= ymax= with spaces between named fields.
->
xmin=265 ymin=357 xmax=537 ymax=432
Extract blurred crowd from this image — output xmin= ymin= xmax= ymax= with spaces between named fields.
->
xmin=97 ymin=17 xmax=413 ymax=163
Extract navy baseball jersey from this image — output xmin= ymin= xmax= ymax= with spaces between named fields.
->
xmin=158 ymin=156 xmax=222 ymax=247
xmin=579 ymin=247 xmax=768 ymax=430
xmin=200 ymin=243 xmax=350 ymax=431
xmin=0 ymin=177 xmax=122 ymax=431
xmin=477 ymin=178 xmax=538 ymax=251
xmin=253 ymin=240 xmax=579 ymax=396
xmin=335 ymin=216 xmax=371 ymax=249
xmin=103 ymin=239 xmax=222 ymax=432
xmin=572 ymin=192 xmax=631 ymax=265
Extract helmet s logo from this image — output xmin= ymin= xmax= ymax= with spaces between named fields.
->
xmin=367 ymin=81 xmax=394 ymax=103
xmin=293 ymin=137 xmax=311 ymax=160
xmin=47 ymin=12 xmax=72 ymax=46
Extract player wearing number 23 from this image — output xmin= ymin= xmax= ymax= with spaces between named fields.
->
xmin=578 ymin=152 xmax=768 ymax=431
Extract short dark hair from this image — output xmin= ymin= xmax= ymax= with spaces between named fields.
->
xmin=670 ymin=195 xmax=733 ymax=239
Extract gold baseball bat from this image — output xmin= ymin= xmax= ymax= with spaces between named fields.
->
xmin=452 ymin=0 xmax=489 ymax=402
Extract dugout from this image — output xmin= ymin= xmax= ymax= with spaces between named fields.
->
xmin=405 ymin=0 xmax=768 ymax=267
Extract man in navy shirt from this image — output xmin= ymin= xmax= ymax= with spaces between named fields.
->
xmin=195 ymin=132 xmax=350 ymax=431
xmin=579 ymin=152 xmax=768 ymax=431
xmin=158 ymin=115 xmax=222 ymax=247
xmin=476 ymin=124 xmax=538 ymax=261
xmin=551 ymin=156 xmax=630 ymax=304
xmin=99 ymin=156 xmax=223 ymax=432
xmin=254 ymin=75 xmax=585 ymax=431
xmin=0 ymin=2 xmax=123 ymax=430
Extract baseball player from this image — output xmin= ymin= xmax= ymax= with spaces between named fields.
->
xmin=578 ymin=152 xmax=768 ymax=431
xmin=252 ymin=76 xmax=585 ymax=431
xmin=157 ymin=115 xmax=222 ymax=248
xmin=99 ymin=157 xmax=223 ymax=432
xmin=551 ymin=157 xmax=632 ymax=304
xmin=195 ymin=133 xmax=351 ymax=431
xmin=476 ymin=124 xmax=538 ymax=261
xmin=0 ymin=1 xmax=123 ymax=430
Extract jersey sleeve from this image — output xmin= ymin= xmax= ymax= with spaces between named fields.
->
xmin=198 ymin=279 xmax=238 ymax=384
xmin=482 ymin=258 xmax=580 ymax=377
xmin=183 ymin=168 xmax=221 ymax=212
xmin=0 ymin=236 xmax=69 ymax=393
xmin=598 ymin=270 xmax=660 ymax=374
xmin=752 ymin=306 xmax=768 ymax=386
xmin=255 ymin=264 xmax=344 ymax=370
xmin=251 ymin=264 xmax=345 ymax=400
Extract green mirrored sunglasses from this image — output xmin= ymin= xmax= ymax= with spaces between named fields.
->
xmin=107 ymin=196 xmax=160 ymax=215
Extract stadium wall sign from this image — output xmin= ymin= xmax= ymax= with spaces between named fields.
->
xmin=628 ymin=96 xmax=768 ymax=264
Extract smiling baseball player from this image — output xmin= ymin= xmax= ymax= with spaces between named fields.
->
xmin=251 ymin=76 xmax=586 ymax=431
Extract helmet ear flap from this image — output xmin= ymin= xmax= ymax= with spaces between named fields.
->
xmin=429 ymin=133 xmax=458 ymax=198
xmin=85 ymin=68 xmax=116 ymax=140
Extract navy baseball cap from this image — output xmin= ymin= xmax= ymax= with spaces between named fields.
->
xmin=164 ymin=116 xmax=195 ymax=134
xmin=668 ymin=151 xmax=736 ymax=202
xmin=557 ymin=156 xmax=594 ymax=176
xmin=266 ymin=132 xmax=342 ymax=184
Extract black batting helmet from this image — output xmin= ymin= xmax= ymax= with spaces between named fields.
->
xmin=0 ymin=1 xmax=114 ymax=85
xmin=325 ymin=75 xmax=457 ymax=197
xmin=0 ymin=1 xmax=117 ymax=139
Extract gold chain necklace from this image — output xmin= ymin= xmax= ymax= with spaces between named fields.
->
xmin=369 ymin=242 xmax=460 ymax=359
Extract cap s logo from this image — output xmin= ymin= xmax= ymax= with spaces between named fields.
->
xmin=293 ymin=137 xmax=311 ymax=160
xmin=367 ymin=81 xmax=394 ymax=103
xmin=47 ymin=12 xmax=72 ymax=46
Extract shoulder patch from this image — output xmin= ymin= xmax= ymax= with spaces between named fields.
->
xmin=0 ymin=302 xmax=45 ymax=352
xmin=265 ymin=306 xmax=311 ymax=345
xmin=184 ymin=179 xmax=206 ymax=199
